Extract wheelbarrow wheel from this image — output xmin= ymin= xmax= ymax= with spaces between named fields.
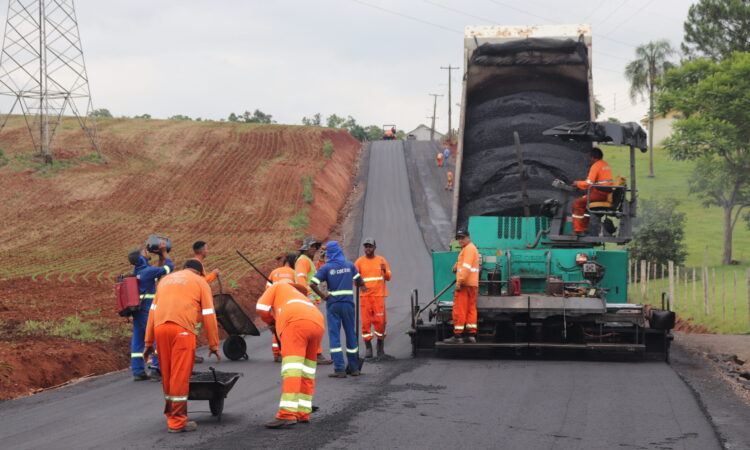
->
xmin=209 ymin=396 xmax=224 ymax=418
xmin=222 ymin=335 xmax=247 ymax=361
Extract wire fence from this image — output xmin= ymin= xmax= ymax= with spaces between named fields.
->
xmin=628 ymin=260 xmax=750 ymax=333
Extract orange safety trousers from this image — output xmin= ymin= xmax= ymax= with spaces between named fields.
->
xmin=271 ymin=333 xmax=281 ymax=357
xmin=572 ymin=190 xmax=609 ymax=232
xmin=154 ymin=322 xmax=196 ymax=430
xmin=452 ymin=286 xmax=478 ymax=335
xmin=277 ymin=320 xmax=324 ymax=421
xmin=361 ymin=295 xmax=386 ymax=341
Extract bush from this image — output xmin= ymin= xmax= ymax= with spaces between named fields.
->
xmin=628 ymin=198 xmax=688 ymax=266
xmin=302 ymin=175 xmax=314 ymax=204
xmin=322 ymin=140 xmax=333 ymax=158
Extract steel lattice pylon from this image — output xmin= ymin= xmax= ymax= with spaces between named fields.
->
xmin=0 ymin=0 xmax=101 ymax=163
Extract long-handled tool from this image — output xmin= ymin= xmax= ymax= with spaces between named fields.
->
xmin=346 ymin=285 xmax=365 ymax=374
xmin=235 ymin=250 xmax=281 ymax=350
xmin=418 ymin=280 xmax=456 ymax=316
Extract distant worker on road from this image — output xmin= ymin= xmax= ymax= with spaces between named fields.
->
xmin=445 ymin=171 xmax=454 ymax=191
xmin=143 ymin=259 xmax=220 ymax=433
xmin=266 ymin=253 xmax=298 ymax=362
xmin=444 ymin=229 xmax=479 ymax=344
xmin=391 ymin=126 xmax=396 ymax=136
xmin=436 ymin=151 xmax=444 ymax=167
xmin=569 ymin=147 xmax=612 ymax=237
xmin=443 ymin=147 xmax=451 ymax=163
xmin=127 ymin=240 xmax=173 ymax=381
xmin=256 ymin=280 xmax=324 ymax=428
xmin=310 ymin=241 xmax=365 ymax=377
xmin=296 ymin=237 xmax=332 ymax=365
xmin=354 ymin=238 xmax=393 ymax=360
xmin=188 ymin=240 xmax=220 ymax=363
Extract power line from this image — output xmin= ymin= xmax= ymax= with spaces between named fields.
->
xmin=596 ymin=0 xmax=630 ymax=28
xmin=349 ymin=0 xmax=461 ymax=34
xmin=603 ymin=0 xmax=658 ymax=36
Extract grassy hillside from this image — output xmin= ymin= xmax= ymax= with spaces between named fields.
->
xmin=603 ymin=144 xmax=750 ymax=333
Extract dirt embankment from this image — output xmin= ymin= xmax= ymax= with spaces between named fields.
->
xmin=0 ymin=118 xmax=361 ymax=400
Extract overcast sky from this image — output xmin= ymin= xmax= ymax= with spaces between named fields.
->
xmin=38 ymin=0 xmax=694 ymax=132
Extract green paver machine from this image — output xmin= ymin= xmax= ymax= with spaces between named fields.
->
xmin=408 ymin=25 xmax=675 ymax=359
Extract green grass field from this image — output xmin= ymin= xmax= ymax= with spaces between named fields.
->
xmin=602 ymin=144 xmax=750 ymax=333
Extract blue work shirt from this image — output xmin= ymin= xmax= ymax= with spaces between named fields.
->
xmin=311 ymin=241 xmax=361 ymax=304
xmin=132 ymin=254 xmax=173 ymax=300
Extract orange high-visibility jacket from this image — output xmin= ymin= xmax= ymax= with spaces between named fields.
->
xmin=294 ymin=255 xmax=315 ymax=296
xmin=455 ymin=242 xmax=480 ymax=287
xmin=266 ymin=266 xmax=296 ymax=289
xmin=354 ymin=255 xmax=392 ymax=297
xmin=187 ymin=257 xmax=217 ymax=283
xmin=447 ymin=171 xmax=454 ymax=181
xmin=145 ymin=269 xmax=220 ymax=351
xmin=255 ymin=283 xmax=325 ymax=335
xmin=575 ymin=159 xmax=613 ymax=191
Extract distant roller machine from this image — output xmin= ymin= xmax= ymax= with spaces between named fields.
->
xmin=408 ymin=25 xmax=675 ymax=360
xmin=382 ymin=124 xmax=397 ymax=140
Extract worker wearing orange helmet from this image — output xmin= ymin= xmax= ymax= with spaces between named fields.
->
xmin=569 ymin=147 xmax=612 ymax=237
xmin=354 ymin=238 xmax=392 ymax=360
xmin=443 ymin=229 xmax=479 ymax=344
xmin=256 ymin=280 xmax=325 ymax=428
xmin=143 ymin=259 xmax=220 ymax=433
xmin=266 ymin=253 xmax=298 ymax=362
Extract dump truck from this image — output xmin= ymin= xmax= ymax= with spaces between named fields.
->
xmin=409 ymin=25 xmax=675 ymax=359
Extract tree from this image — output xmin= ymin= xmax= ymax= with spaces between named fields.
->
xmin=658 ymin=52 xmax=750 ymax=265
xmin=682 ymin=0 xmax=750 ymax=62
xmin=227 ymin=112 xmax=238 ymax=122
xmin=628 ymin=199 xmax=688 ymax=266
xmin=625 ymin=40 xmax=675 ymax=178
xmin=326 ymin=114 xmax=345 ymax=129
xmin=365 ymin=125 xmax=381 ymax=141
xmin=168 ymin=114 xmax=192 ymax=121
xmin=242 ymin=109 xmax=274 ymax=124
xmin=89 ymin=108 xmax=112 ymax=118
xmin=134 ymin=113 xmax=151 ymax=119
xmin=594 ymin=96 xmax=605 ymax=119
xmin=605 ymin=117 xmax=621 ymax=123
xmin=302 ymin=113 xmax=322 ymax=126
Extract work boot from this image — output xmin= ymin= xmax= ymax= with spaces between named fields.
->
xmin=194 ymin=354 xmax=204 ymax=364
xmin=149 ymin=370 xmax=162 ymax=382
xmin=316 ymin=354 xmax=333 ymax=365
xmin=168 ymin=421 xmax=197 ymax=433
xmin=349 ymin=370 xmax=361 ymax=376
xmin=328 ymin=371 xmax=347 ymax=378
xmin=264 ymin=418 xmax=297 ymax=429
xmin=442 ymin=335 xmax=464 ymax=344
xmin=133 ymin=373 xmax=150 ymax=382
xmin=466 ymin=335 xmax=477 ymax=344
xmin=376 ymin=339 xmax=395 ymax=361
xmin=364 ymin=340 xmax=373 ymax=359
xmin=273 ymin=355 xmax=282 ymax=363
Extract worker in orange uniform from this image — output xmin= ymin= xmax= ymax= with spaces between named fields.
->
xmin=436 ymin=151 xmax=444 ymax=167
xmin=296 ymin=237 xmax=332 ymax=365
xmin=443 ymin=229 xmax=480 ymax=344
xmin=568 ymin=147 xmax=612 ymax=237
xmin=354 ymin=238 xmax=393 ymax=360
xmin=266 ymin=253 xmax=298 ymax=362
xmin=188 ymin=240 xmax=220 ymax=364
xmin=143 ymin=259 xmax=220 ymax=433
xmin=445 ymin=171 xmax=454 ymax=191
xmin=315 ymin=243 xmax=327 ymax=271
xmin=256 ymin=280 xmax=325 ymax=428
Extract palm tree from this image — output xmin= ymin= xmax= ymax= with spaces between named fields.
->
xmin=625 ymin=40 xmax=675 ymax=178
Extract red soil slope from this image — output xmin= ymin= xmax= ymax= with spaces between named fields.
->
xmin=0 ymin=117 xmax=360 ymax=399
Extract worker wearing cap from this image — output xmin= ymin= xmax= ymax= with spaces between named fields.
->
xmin=354 ymin=238 xmax=393 ymax=360
xmin=256 ymin=280 xmax=325 ymax=428
xmin=266 ymin=253 xmax=298 ymax=362
xmin=295 ymin=237 xmax=332 ymax=365
xmin=310 ymin=240 xmax=365 ymax=377
xmin=187 ymin=240 xmax=220 ymax=364
xmin=127 ymin=240 xmax=173 ymax=381
xmin=569 ymin=147 xmax=613 ymax=237
xmin=446 ymin=171 xmax=454 ymax=191
xmin=143 ymin=259 xmax=220 ymax=433
xmin=444 ymin=229 xmax=480 ymax=344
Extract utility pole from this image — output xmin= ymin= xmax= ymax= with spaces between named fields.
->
xmin=428 ymin=93 xmax=442 ymax=141
xmin=440 ymin=65 xmax=459 ymax=139
xmin=0 ymin=0 xmax=103 ymax=164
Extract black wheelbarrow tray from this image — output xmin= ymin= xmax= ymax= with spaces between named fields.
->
xmin=188 ymin=367 xmax=242 ymax=421
xmin=213 ymin=277 xmax=260 ymax=360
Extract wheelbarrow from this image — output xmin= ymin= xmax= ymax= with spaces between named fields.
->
xmin=213 ymin=275 xmax=260 ymax=360
xmin=188 ymin=367 xmax=241 ymax=421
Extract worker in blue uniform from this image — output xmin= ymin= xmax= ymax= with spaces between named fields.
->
xmin=310 ymin=241 xmax=366 ymax=378
xmin=127 ymin=240 xmax=173 ymax=381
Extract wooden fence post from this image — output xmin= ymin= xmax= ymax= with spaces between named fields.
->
xmin=684 ymin=269 xmax=688 ymax=311
xmin=733 ymin=271 xmax=737 ymax=324
xmin=668 ymin=261 xmax=675 ymax=308
xmin=646 ymin=261 xmax=651 ymax=297
xmin=721 ymin=272 xmax=726 ymax=322
xmin=641 ymin=260 xmax=647 ymax=299
xmin=703 ymin=265 xmax=710 ymax=315
xmin=692 ymin=268 xmax=697 ymax=310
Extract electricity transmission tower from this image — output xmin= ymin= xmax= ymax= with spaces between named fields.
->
xmin=0 ymin=0 xmax=102 ymax=164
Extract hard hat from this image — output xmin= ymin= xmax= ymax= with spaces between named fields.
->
xmin=363 ymin=237 xmax=376 ymax=246
xmin=299 ymin=237 xmax=321 ymax=251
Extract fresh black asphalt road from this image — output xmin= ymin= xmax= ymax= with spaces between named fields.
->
xmin=0 ymin=140 xmax=721 ymax=449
